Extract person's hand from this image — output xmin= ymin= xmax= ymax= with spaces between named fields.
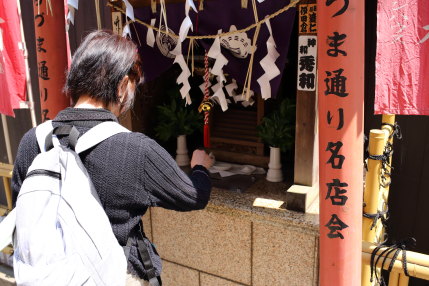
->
xmin=190 ymin=149 xmax=214 ymax=169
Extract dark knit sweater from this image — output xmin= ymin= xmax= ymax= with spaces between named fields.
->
xmin=11 ymin=107 xmax=212 ymax=280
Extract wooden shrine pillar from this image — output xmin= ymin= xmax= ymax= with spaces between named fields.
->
xmin=33 ymin=1 xmax=69 ymax=121
xmin=317 ymin=0 xmax=364 ymax=285
xmin=286 ymin=0 xmax=319 ymax=213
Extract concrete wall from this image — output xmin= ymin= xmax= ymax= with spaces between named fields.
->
xmin=143 ymin=205 xmax=319 ymax=286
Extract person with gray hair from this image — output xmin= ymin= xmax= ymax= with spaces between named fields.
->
xmin=12 ymin=30 xmax=213 ymax=285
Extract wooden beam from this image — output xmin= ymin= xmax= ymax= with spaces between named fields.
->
xmin=0 ymin=163 xmax=13 ymax=178
xmin=110 ymin=0 xmax=196 ymax=8
xmin=293 ymin=90 xmax=318 ymax=186
xmin=211 ymin=150 xmax=269 ymax=167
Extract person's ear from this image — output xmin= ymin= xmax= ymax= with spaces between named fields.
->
xmin=118 ymin=75 xmax=130 ymax=103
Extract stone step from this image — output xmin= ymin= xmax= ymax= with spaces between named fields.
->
xmin=0 ymin=264 xmax=15 ymax=286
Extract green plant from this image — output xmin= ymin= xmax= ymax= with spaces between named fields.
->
xmin=257 ymin=98 xmax=295 ymax=152
xmin=154 ymin=96 xmax=203 ymax=142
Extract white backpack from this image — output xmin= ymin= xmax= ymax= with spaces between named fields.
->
xmin=0 ymin=120 xmax=130 ymax=286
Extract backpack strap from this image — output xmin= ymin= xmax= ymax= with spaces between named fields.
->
xmin=124 ymin=222 xmax=161 ymax=286
xmin=45 ymin=125 xmax=80 ymax=151
xmin=35 ymin=120 xmax=55 ymax=153
xmin=75 ymin=121 xmax=130 ymax=154
xmin=137 ymin=239 xmax=161 ymax=286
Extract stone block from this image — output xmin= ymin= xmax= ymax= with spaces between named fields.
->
xmin=152 ymin=208 xmax=251 ymax=285
xmin=200 ymin=273 xmax=247 ymax=286
xmin=253 ymin=222 xmax=318 ymax=286
xmin=161 ymin=261 xmax=199 ymax=286
xmin=142 ymin=208 xmax=152 ymax=241
xmin=0 ymin=264 xmax=14 ymax=286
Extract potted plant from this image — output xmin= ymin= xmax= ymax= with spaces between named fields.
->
xmin=154 ymin=94 xmax=202 ymax=166
xmin=257 ymin=98 xmax=295 ymax=182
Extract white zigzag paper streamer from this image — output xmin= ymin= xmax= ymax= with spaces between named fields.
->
xmin=199 ymin=81 xmax=212 ymax=95
xmin=123 ymin=0 xmax=135 ymax=21
xmin=226 ymin=78 xmax=256 ymax=108
xmin=122 ymin=24 xmax=131 ymax=38
xmin=171 ymin=42 xmax=192 ymax=105
xmin=67 ymin=0 xmax=78 ymax=26
xmin=208 ymin=33 xmax=229 ymax=111
xmin=146 ymin=18 xmax=156 ymax=47
xmin=257 ymin=18 xmax=280 ymax=100
xmin=210 ymin=79 xmax=228 ymax=111
xmin=225 ymin=79 xmax=237 ymax=96
xmin=178 ymin=0 xmax=197 ymax=42
xmin=168 ymin=0 xmax=197 ymax=105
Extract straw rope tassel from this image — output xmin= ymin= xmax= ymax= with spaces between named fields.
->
xmin=95 ymin=0 xmax=102 ymax=30
xmin=203 ymin=52 xmax=211 ymax=148
xmin=242 ymin=0 xmax=260 ymax=100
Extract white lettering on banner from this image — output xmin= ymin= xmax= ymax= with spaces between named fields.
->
xmin=420 ymin=25 xmax=429 ymax=43
xmin=0 ymin=27 xmax=4 ymax=74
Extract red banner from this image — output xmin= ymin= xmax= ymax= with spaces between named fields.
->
xmin=0 ymin=0 xmax=26 ymax=117
xmin=375 ymin=0 xmax=429 ymax=115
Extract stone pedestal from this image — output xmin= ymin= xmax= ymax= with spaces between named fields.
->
xmin=176 ymin=135 xmax=190 ymax=166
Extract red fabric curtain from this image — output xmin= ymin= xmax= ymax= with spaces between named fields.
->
xmin=0 ymin=0 xmax=26 ymax=117
xmin=375 ymin=0 xmax=429 ymax=115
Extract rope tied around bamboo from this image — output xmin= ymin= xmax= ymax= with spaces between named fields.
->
xmin=363 ymin=205 xmax=389 ymax=231
xmin=370 ymin=237 xmax=417 ymax=285
xmin=381 ymin=121 xmax=402 ymax=140
xmin=364 ymin=123 xmax=402 ymax=188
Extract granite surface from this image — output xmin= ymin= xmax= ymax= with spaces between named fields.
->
xmin=206 ymin=176 xmax=319 ymax=236
xmin=200 ymin=273 xmax=247 ymax=286
xmin=161 ymin=260 xmax=199 ymax=286
xmin=252 ymin=222 xmax=318 ymax=286
xmin=151 ymin=208 xmax=252 ymax=285
xmin=141 ymin=208 xmax=152 ymax=241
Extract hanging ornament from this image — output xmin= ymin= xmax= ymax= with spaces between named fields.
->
xmin=67 ymin=0 xmax=79 ymax=27
xmin=210 ymin=79 xmax=228 ymax=111
xmin=123 ymin=0 xmax=135 ymax=21
xmin=146 ymin=18 xmax=156 ymax=47
xmin=225 ymin=79 xmax=238 ymax=98
xmin=256 ymin=18 xmax=280 ymax=99
xmin=198 ymin=52 xmax=212 ymax=148
xmin=155 ymin=25 xmax=177 ymax=58
xmin=207 ymin=32 xmax=229 ymax=111
xmin=168 ymin=0 xmax=198 ymax=104
xmin=220 ymin=25 xmax=252 ymax=59
xmin=151 ymin=0 xmax=157 ymax=13
xmin=122 ymin=23 xmax=131 ymax=38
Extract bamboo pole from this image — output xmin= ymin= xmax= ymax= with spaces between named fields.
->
xmin=362 ymin=129 xmax=388 ymax=285
xmin=362 ymin=253 xmax=429 ymax=280
xmin=2 ymin=177 xmax=12 ymax=211
xmin=389 ymin=272 xmax=400 ymax=286
xmin=363 ymin=129 xmax=387 ymax=242
xmin=1 ymin=115 xmax=13 ymax=164
xmin=363 ymin=241 xmax=429 ymax=283
xmin=374 ymin=114 xmax=396 ymax=247
xmin=379 ymin=114 xmax=395 ymax=202
xmin=398 ymin=274 xmax=409 ymax=286
xmin=363 ymin=241 xmax=429 ymax=269
xmin=0 ymin=163 xmax=13 ymax=177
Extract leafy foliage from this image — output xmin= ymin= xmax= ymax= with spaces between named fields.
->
xmin=154 ymin=93 xmax=203 ymax=142
xmin=257 ymin=98 xmax=295 ymax=152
